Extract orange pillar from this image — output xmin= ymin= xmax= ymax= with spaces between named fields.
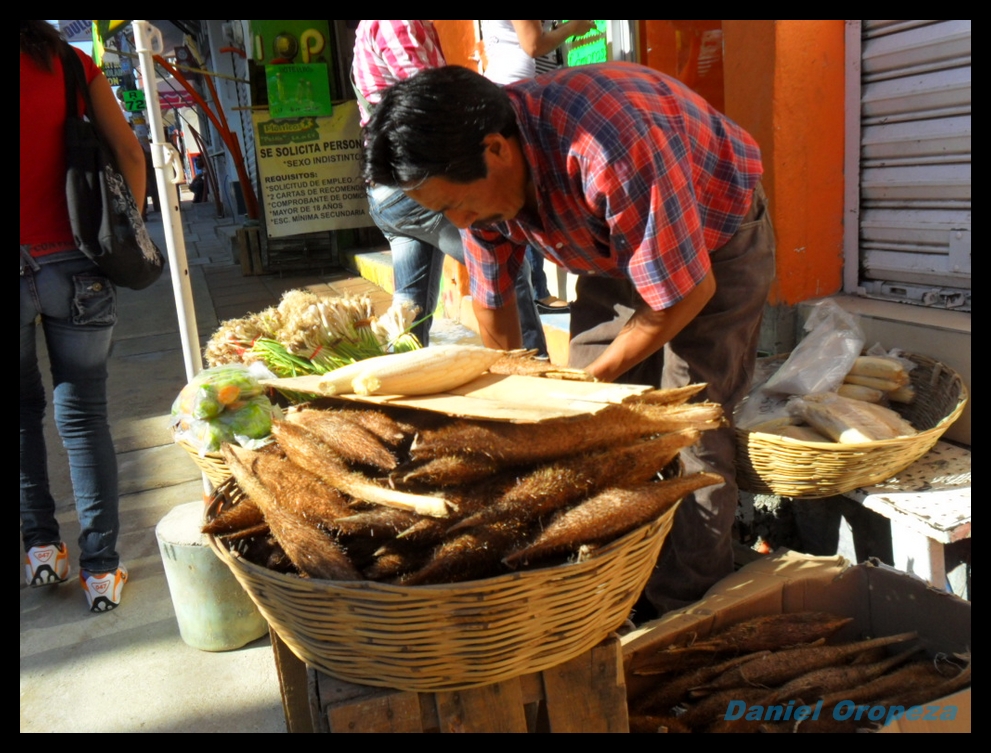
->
xmin=723 ymin=20 xmax=846 ymax=307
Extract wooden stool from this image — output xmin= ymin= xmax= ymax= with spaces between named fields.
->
xmin=844 ymin=440 xmax=970 ymax=596
xmin=294 ymin=634 xmax=628 ymax=733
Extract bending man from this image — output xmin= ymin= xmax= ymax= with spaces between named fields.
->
xmin=362 ymin=63 xmax=775 ymax=614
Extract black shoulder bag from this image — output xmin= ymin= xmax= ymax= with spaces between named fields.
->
xmin=61 ymin=43 xmax=165 ymax=290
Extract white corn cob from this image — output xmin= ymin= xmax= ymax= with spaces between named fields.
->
xmin=794 ymin=397 xmax=877 ymax=443
xmin=888 ymin=383 xmax=916 ymax=404
xmin=837 ymin=383 xmax=885 ymax=403
xmin=767 ymin=424 xmax=835 ymax=443
xmin=792 ymin=392 xmax=914 ymax=444
xmin=853 ymin=400 xmax=917 ymax=437
xmin=317 ymin=345 xmax=504 ymax=396
xmin=843 ymin=373 xmax=906 ymax=392
xmin=848 ymin=356 xmax=910 ymax=383
xmin=748 ymin=416 xmax=803 ymax=434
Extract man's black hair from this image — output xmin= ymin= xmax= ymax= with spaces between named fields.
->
xmin=362 ymin=65 xmax=518 ymax=188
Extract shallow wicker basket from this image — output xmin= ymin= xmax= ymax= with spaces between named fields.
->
xmin=173 ymin=435 xmax=232 ymax=488
xmin=735 ymin=352 xmax=968 ymax=499
xmin=206 ymin=478 xmax=677 ymax=692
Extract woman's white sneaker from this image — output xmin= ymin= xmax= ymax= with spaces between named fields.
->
xmin=25 ymin=542 xmax=70 ymax=587
xmin=80 ymin=566 xmax=128 ymax=612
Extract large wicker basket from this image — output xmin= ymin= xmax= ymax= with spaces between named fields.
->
xmin=206 ymin=478 xmax=676 ymax=692
xmin=173 ymin=434 xmax=231 ymax=488
xmin=735 ymin=352 xmax=968 ymax=499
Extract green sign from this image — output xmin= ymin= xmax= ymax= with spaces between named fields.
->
xmin=565 ymin=21 xmax=608 ymax=67
xmin=121 ymin=89 xmax=146 ymax=112
xmin=266 ymin=63 xmax=333 ymax=119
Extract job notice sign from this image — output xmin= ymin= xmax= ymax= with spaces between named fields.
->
xmin=253 ymin=101 xmax=373 ymax=238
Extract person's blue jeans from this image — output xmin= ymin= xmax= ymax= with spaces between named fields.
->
xmin=526 ymin=245 xmax=552 ymax=301
xmin=20 ymin=250 xmax=121 ymax=574
xmin=368 ymin=184 xmax=548 ymax=355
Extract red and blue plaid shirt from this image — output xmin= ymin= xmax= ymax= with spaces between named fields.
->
xmin=463 ymin=62 xmax=764 ymax=311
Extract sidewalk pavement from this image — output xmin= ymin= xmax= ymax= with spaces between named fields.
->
xmin=20 ymin=190 xmax=480 ymax=733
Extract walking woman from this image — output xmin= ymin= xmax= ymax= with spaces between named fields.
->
xmin=20 ymin=20 xmax=145 ymax=612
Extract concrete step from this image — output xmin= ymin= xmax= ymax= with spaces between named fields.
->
xmin=343 ymin=249 xmax=573 ymax=364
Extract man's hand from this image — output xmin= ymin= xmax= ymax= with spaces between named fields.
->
xmin=584 ymin=271 xmax=716 ymax=383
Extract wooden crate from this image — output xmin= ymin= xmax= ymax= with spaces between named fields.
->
xmin=303 ymin=635 xmax=629 ymax=733
xmin=236 ymin=225 xmax=265 ymax=275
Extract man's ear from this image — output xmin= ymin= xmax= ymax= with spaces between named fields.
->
xmin=482 ymin=133 xmax=511 ymax=165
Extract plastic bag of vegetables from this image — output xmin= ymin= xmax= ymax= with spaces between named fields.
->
xmin=171 ymin=365 xmax=281 ymax=456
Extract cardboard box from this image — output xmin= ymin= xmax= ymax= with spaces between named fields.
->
xmin=621 ymin=551 xmax=971 ymax=733
xmin=262 ymin=372 xmax=654 ymax=422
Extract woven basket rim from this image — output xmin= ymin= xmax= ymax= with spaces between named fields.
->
xmin=734 ymin=351 xmax=967 ymax=498
xmin=172 ymin=432 xmax=224 ymax=460
xmin=737 ymin=352 xmax=968 ymax=445
xmin=206 ymin=492 xmax=668 ymax=594
xmin=205 ymin=477 xmax=675 ymax=691
xmin=173 ymin=434 xmax=232 ymax=487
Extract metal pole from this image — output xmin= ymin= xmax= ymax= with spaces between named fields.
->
xmin=132 ymin=21 xmax=211 ymax=497
xmin=132 ymin=20 xmax=203 ymax=383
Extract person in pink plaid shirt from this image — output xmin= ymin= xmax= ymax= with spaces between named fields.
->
xmin=352 ymin=20 xmax=446 ymax=128
xmin=361 ymin=63 xmax=776 ymax=617
xmin=352 ymin=20 xmax=547 ymax=353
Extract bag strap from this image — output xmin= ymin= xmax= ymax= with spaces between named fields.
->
xmin=60 ymin=43 xmax=124 ymax=178
xmin=59 ymin=42 xmax=92 ymax=121
xmin=350 ymin=67 xmax=376 ymax=120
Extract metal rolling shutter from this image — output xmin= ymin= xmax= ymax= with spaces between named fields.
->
xmin=858 ymin=20 xmax=971 ymax=311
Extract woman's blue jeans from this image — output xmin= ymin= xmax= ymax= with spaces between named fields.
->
xmin=20 ymin=251 xmax=120 ymax=574
xmin=368 ymin=185 xmax=548 ymax=355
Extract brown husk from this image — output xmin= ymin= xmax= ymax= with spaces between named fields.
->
xmin=503 ymin=472 xmax=721 ymax=567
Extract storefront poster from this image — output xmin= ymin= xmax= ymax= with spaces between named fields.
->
xmin=265 ymin=63 xmax=333 ymax=119
xmin=253 ymin=101 xmax=373 ymax=238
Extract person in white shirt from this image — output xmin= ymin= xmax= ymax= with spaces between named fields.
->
xmin=481 ymin=20 xmax=595 ymax=311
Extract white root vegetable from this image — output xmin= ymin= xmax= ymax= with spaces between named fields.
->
xmin=317 ymin=345 xmax=504 ymax=396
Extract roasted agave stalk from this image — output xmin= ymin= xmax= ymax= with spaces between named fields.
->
xmin=629 ymin=612 xmax=856 ymax=676
xmin=449 ymin=430 xmax=700 ymax=533
xmin=487 ymin=350 xmax=595 ymax=380
xmin=202 ymin=496 xmax=266 ymax=536
xmin=221 ymin=444 xmax=352 ymax=530
xmin=409 ymin=401 xmax=724 ymax=466
xmin=502 ymin=472 xmax=723 ymax=568
xmin=391 ymin=454 xmax=506 ymax=488
xmin=398 ymin=518 xmax=533 ymax=586
xmin=688 ymin=631 xmax=919 ymax=696
xmin=272 ymin=420 xmax=451 ymax=517
xmin=284 ymin=407 xmax=399 ymax=472
xmin=221 ymin=444 xmax=361 ymax=581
